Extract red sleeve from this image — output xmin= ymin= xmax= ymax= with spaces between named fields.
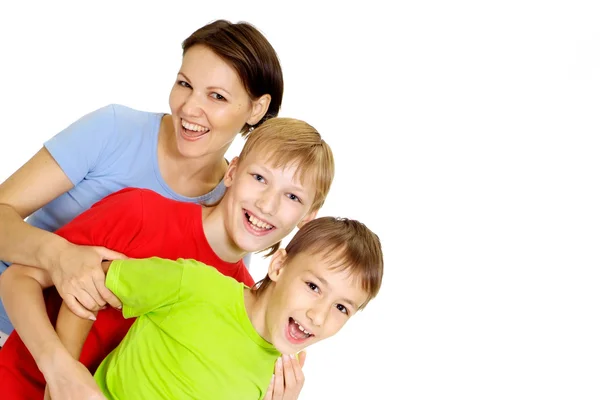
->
xmin=55 ymin=188 xmax=145 ymax=254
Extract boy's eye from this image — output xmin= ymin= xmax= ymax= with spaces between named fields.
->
xmin=287 ymin=193 xmax=302 ymax=203
xmin=210 ymin=92 xmax=226 ymax=101
xmin=306 ymin=282 xmax=319 ymax=293
xmin=252 ymin=174 xmax=265 ymax=183
xmin=336 ymin=304 xmax=348 ymax=315
xmin=178 ymin=80 xmax=192 ymax=89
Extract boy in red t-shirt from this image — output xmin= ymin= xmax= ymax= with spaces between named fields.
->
xmin=0 ymin=117 xmax=335 ymax=400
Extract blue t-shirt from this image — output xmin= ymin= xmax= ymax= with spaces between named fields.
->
xmin=0 ymin=104 xmax=229 ymax=334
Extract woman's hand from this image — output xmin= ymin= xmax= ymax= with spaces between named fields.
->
xmin=264 ymin=351 xmax=307 ymax=400
xmin=48 ymin=243 xmax=126 ymax=319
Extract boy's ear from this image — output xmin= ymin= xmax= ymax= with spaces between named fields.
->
xmin=297 ymin=209 xmax=318 ymax=229
xmin=223 ymin=157 xmax=240 ymax=188
xmin=267 ymin=248 xmax=287 ymax=282
xmin=247 ymin=94 xmax=271 ymax=126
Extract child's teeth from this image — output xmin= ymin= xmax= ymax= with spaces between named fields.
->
xmin=294 ymin=319 xmax=311 ymax=335
xmin=248 ymin=214 xmax=273 ymax=229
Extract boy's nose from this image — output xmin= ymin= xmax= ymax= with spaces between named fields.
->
xmin=306 ymin=301 xmax=328 ymax=327
xmin=256 ymin=190 xmax=279 ymax=216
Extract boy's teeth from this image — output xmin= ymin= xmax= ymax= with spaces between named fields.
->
xmin=294 ymin=319 xmax=312 ymax=336
xmin=248 ymin=214 xmax=273 ymax=229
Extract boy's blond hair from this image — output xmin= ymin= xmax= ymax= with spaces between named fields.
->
xmin=255 ymin=217 xmax=384 ymax=309
xmin=239 ymin=118 xmax=335 ymax=256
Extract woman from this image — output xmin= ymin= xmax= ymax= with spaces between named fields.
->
xmin=0 ymin=19 xmax=304 ymax=399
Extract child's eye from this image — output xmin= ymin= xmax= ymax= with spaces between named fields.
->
xmin=306 ymin=282 xmax=319 ymax=293
xmin=336 ymin=304 xmax=348 ymax=315
xmin=210 ymin=92 xmax=226 ymax=101
xmin=252 ymin=174 xmax=265 ymax=183
xmin=287 ymin=193 xmax=302 ymax=203
xmin=178 ymin=80 xmax=192 ymax=89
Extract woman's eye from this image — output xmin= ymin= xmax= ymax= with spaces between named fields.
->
xmin=210 ymin=92 xmax=226 ymax=101
xmin=178 ymin=80 xmax=191 ymax=88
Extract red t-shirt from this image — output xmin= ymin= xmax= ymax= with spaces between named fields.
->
xmin=0 ymin=188 xmax=254 ymax=399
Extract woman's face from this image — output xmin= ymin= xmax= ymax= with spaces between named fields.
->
xmin=168 ymin=45 xmax=265 ymax=159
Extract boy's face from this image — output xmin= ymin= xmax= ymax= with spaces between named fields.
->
xmin=262 ymin=250 xmax=369 ymax=355
xmin=222 ymin=153 xmax=318 ymax=254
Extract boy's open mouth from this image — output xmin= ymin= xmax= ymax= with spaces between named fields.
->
xmin=244 ymin=210 xmax=274 ymax=232
xmin=287 ymin=317 xmax=314 ymax=343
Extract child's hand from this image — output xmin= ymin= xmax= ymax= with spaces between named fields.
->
xmin=263 ymin=351 xmax=307 ymax=400
xmin=44 ymin=355 xmax=107 ymax=400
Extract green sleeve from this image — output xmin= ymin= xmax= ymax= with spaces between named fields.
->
xmin=106 ymin=257 xmax=186 ymax=318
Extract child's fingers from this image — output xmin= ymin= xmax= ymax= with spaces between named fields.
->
xmin=271 ymin=357 xmax=285 ymax=398
xmin=283 ymin=354 xmax=305 ymax=392
xmin=297 ymin=350 xmax=307 ymax=368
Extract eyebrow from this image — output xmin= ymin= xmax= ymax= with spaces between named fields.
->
xmin=177 ymin=72 xmax=232 ymax=96
xmin=251 ymin=164 xmax=308 ymax=194
xmin=311 ymin=272 xmax=358 ymax=310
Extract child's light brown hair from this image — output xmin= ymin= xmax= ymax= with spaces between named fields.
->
xmin=255 ymin=217 xmax=384 ymax=309
xmin=239 ymin=118 xmax=335 ymax=256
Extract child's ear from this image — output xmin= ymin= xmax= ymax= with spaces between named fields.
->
xmin=223 ymin=157 xmax=240 ymax=188
xmin=297 ymin=209 xmax=318 ymax=229
xmin=267 ymin=248 xmax=287 ymax=282
xmin=247 ymin=94 xmax=271 ymax=126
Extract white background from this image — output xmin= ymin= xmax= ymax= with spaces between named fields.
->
xmin=1 ymin=1 xmax=599 ymax=399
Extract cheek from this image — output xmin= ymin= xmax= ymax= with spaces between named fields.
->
xmin=281 ymin=203 xmax=310 ymax=228
xmin=323 ymin=315 xmax=348 ymax=337
xmin=169 ymin=87 xmax=184 ymax=110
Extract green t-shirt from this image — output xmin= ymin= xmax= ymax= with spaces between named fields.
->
xmin=94 ymin=257 xmax=280 ymax=399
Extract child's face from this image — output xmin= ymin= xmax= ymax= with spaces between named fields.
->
xmin=222 ymin=153 xmax=318 ymax=254
xmin=263 ymin=250 xmax=369 ymax=355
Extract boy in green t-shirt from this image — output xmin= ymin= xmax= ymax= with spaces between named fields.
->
xmin=95 ymin=216 xmax=383 ymax=399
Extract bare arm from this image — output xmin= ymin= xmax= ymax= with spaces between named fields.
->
xmin=54 ymin=261 xmax=113 ymax=360
xmin=55 ymin=304 xmax=96 ymax=360
xmin=0 ymin=148 xmax=124 ymax=315
xmin=0 ymin=148 xmax=74 ymax=269
xmin=0 ymin=264 xmax=64 ymax=366
xmin=0 ymin=261 xmax=108 ymax=400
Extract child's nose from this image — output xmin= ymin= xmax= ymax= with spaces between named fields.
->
xmin=256 ymin=189 xmax=279 ymax=216
xmin=306 ymin=301 xmax=328 ymax=327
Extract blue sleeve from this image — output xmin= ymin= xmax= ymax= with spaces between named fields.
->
xmin=44 ymin=104 xmax=117 ymax=185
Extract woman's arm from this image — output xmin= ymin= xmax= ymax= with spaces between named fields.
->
xmin=0 ymin=148 xmax=124 ymax=315
xmin=0 ymin=148 xmax=74 ymax=269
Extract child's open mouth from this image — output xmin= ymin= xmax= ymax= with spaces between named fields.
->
xmin=286 ymin=317 xmax=314 ymax=344
xmin=244 ymin=210 xmax=274 ymax=232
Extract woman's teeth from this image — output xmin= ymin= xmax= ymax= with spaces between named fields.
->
xmin=182 ymin=120 xmax=209 ymax=133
